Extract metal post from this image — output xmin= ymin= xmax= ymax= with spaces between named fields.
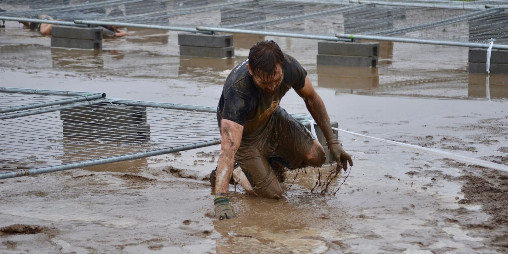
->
xmin=0 ymin=98 xmax=107 ymax=120
xmin=111 ymin=99 xmax=217 ymax=113
xmin=196 ymin=26 xmax=349 ymax=41
xmin=1 ymin=93 xmax=105 ymax=114
xmin=0 ymin=139 xmax=221 ymax=180
xmin=74 ymin=20 xmax=208 ymax=34
xmin=336 ymin=34 xmax=508 ymax=50
xmin=0 ymin=16 xmax=86 ymax=27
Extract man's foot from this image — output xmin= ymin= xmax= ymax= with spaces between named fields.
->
xmin=209 ymin=167 xmax=236 ymax=187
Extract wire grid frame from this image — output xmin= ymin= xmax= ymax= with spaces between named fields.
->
xmin=0 ymin=87 xmax=105 ymax=116
xmin=0 ymin=95 xmax=221 ymax=179
xmin=1 ymin=0 xmax=507 ymax=44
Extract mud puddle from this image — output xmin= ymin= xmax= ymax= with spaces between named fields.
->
xmin=1 ymin=19 xmax=508 ymax=253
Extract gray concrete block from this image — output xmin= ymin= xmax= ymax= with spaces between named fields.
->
xmin=61 ymin=103 xmax=149 ymax=141
xmin=51 ymin=37 xmax=102 ymax=50
xmin=469 ymin=48 xmax=508 ymax=64
xmin=469 ymin=62 xmax=508 ymax=74
xmin=317 ymin=54 xmax=377 ymax=67
xmin=52 ymin=25 xmax=103 ymax=40
xmin=178 ymin=33 xmax=233 ymax=48
xmin=180 ymin=45 xmax=234 ymax=58
xmin=61 ymin=104 xmax=147 ymax=126
xmin=318 ymin=41 xmax=379 ymax=57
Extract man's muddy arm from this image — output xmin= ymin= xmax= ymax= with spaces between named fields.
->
xmin=296 ymin=77 xmax=336 ymax=145
xmin=215 ymin=119 xmax=243 ymax=194
xmin=296 ymin=76 xmax=353 ymax=170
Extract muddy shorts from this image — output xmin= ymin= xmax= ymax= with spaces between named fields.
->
xmin=235 ymin=107 xmax=315 ymax=198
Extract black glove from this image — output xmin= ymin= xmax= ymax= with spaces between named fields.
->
xmin=214 ymin=196 xmax=236 ymax=220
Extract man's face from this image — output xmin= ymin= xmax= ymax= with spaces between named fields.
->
xmin=248 ymin=64 xmax=284 ymax=95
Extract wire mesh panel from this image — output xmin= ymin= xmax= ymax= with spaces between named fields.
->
xmin=0 ymin=87 xmax=105 ymax=115
xmin=1 ymin=0 xmax=507 ymax=44
xmin=0 ymin=96 xmax=221 ymax=179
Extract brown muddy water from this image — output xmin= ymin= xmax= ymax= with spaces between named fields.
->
xmin=1 ymin=20 xmax=508 ymax=253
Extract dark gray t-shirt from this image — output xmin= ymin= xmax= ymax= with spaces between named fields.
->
xmin=217 ymin=54 xmax=307 ymax=135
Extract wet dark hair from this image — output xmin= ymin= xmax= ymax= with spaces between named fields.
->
xmin=248 ymin=40 xmax=284 ymax=79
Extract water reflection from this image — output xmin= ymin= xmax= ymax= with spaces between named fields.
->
xmin=233 ymin=34 xmax=266 ymax=49
xmin=317 ymin=65 xmax=379 ymax=90
xmin=51 ymin=48 xmax=104 ymax=70
xmin=468 ymin=74 xmax=508 ymax=99
xmin=178 ymin=56 xmax=235 ymax=76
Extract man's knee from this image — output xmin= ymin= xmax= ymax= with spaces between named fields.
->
xmin=253 ymin=171 xmax=282 ymax=199
xmin=306 ymin=140 xmax=326 ymax=166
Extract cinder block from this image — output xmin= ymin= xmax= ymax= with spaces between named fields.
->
xmin=317 ymin=54 xmax=377 ymax=67
xmin=51 ymin=37 xmax=102 ymax=50
xmin=178 ymin=33 xmax=233 ymax=48
xmin=61 ymin=103 xmax=150 ymax=141
xmin=469 ymin=62 xmax=508 ymax=74
xmin=61 ymin=104 xmax=147 ymax=126
xmin=318 ymin=41 xmax=379 ymax=57
xmin=180 ymin=45 xmax=234 ymax=58
xmin=63 ymin=122 xmax=150 ymax=141
xmin=469 ymin=48 xmax=508 ymax=64
xmin=51 ymin=25 xmax=103 ymax=40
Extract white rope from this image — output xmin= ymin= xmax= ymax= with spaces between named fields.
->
xmin=486 ymin=38 xmax=494 ymax=74
xmin=334 ymin=128 xmax=508 ymax=173
xmin=308 ymin=119 xmax=318 ymax=139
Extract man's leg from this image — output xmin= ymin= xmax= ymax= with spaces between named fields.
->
xmin=236 ymin=147 xmax=283 ymax=199
xmin=271 ymin=108 xmax=326 ymax=170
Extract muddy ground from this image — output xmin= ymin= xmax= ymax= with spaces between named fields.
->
xmin=1 ymin=17 xmax=508 ymax=254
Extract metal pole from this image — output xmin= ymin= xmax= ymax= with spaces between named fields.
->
xmin=74 ymin=20 xmax=208 ymax=34
xmin=336 ymin=34 xmax=508 ymax=50
xmin=0 ymin=139 xmax=221 ymax=180
xmin=111 ymin=99 xmax=217 ymax=113
xmin=196 ymin=26 xmax=349 ymax=41
xmin=0 ymin=16 xmax=85 ymax=27
xmin=346 ymin=0 xmax=502 ymax=10
xmin=1 ymin=93 xmax=105 ymax=114
xmin=0 ymin=87 xmax=102 ymax=97
xmin=0 ymin=98 xmax=107 ymax=120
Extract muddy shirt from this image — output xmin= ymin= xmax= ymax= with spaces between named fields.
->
xmin=217 ymin=54 xmax=307 ymax=136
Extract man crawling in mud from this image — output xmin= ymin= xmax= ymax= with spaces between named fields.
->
xmin=213 ymin=40 xmax=353 ymax=220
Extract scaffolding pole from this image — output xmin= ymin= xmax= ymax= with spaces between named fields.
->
xmin=74 ymin=20 xmax=206 ymax=33
xmin=336 ymin=33 xmax=508 ymax=49
xmin=0 ymin=139 xmax=221 ymax=180
xmin=1 ymin=93 xmax=105 ymax=114
xmin=196 ymin=26 xmax=349 ymax=41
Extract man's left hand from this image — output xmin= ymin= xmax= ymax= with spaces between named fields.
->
xmin=328 ymin=140 xmax=353 ymax=171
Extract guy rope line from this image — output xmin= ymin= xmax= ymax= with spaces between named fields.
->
xmin=335 ymin=128 xmax=508 ymax=173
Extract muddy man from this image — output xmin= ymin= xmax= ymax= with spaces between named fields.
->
xmin=214 ymin=40 xmax=353 ymax=219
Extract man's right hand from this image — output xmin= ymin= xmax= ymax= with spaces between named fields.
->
xmin=214 ymin=196 xmax=236 ymax=220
